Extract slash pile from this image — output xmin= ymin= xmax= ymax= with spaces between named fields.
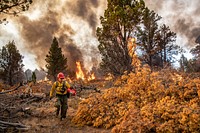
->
xmin=72 ymin=65 xmax=200 ymax=132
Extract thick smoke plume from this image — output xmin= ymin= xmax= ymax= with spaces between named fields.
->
xmin=12 ymin=0 xmax=106 ymax=71
xmin=144 ymin=0 xmax=200 ymax=48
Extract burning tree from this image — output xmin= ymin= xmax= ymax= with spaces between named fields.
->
xmin=45 ymin=37 xmax=67 ymax=81
xmin=96 ymin=0 xmax=145 ymax=76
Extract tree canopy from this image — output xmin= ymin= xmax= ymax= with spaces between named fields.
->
xmin=189 ymin=43 xmax=200 ymax=72
xmin=136 ymin=7 xmax=179 ymax=69
xmin=0 ymin=41 xmax=24 ymax=85
xmin=136 ymin=7 xmax=162 ymax=68
xmin=96 ymin=0 xmax=145 ymax=76
xmin=45 ymin=37 xmax=68 ymax=81
xmin=97 ymin=0 xmax=181 ymax=76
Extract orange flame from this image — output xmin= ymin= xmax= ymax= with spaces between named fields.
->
xmin=88 ymin=73 xmax=96 ymax=81
xmin=76 ymin=61 xmax=85 ymax=80
xmin=105 ymin=73 xmax=113 ymax=80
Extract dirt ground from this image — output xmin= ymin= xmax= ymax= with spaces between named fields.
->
xmin=21 ymin=97 xmax=111 ymax=133
xmin=0 ymin=81 xmax=112 ymax=133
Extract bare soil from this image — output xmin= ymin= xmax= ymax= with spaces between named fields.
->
xmin=0 ymin=81 xmax=112 ymax=133
xmin=21 ymin=97 xmax=111 ymax=133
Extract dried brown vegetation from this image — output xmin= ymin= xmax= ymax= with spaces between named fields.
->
xmin=72 ymin=65 xmax=200 ymax=132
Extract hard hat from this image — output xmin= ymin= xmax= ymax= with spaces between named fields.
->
xmin=57 ymin=72 xmax=65 ymax=79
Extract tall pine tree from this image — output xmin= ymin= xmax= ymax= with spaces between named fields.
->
xmin=0 ymin=41 xmax=24 ymax=85
xmin=96 ymin=0 xmax=145 ymax=76
xmin=136 ymin=7 xmax=162 ymax=68
xmin=45 ymin=37 xmax=67 ymax=81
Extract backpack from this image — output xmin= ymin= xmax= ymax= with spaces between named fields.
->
xmin=55 ymin=81 xmax=76 ymax=98
xmin=55 ymin=81 xmax=69 ymax=97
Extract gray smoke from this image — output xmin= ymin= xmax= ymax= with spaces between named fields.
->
xmin=11 ymin=0 xmax=106 ymax=71
xmin=144 ymin=0 xmax=200 ymax=48
xmin=65 ymin=0 xmax=100 ymax=32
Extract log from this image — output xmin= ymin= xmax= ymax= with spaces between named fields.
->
xmin=0 ymin=83 xmax=23 ymax=94
xmin=24 ymin=94 xmax=45 ymax=104
xmin=0 ymin=120 xmax=30 ymax=130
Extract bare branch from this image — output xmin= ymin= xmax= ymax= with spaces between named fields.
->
xmin=0 ymin=83 xmax=22 ymax=94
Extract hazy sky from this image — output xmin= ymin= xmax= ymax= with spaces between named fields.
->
xmin=0 ymin=0 xmax=199 ymax=71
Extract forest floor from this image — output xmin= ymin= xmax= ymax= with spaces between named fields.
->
xmin=0 ymin=80 xmax=112 ymax=133
xmin=21 ymin=97 xmax=111 ymax=133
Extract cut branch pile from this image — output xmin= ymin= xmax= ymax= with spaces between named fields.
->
xmin=0 ymin=83 xmax=47 ymax=132
xmin=72 ymin=66 xmax=200 ymax=132
xmin=0 ymin=82 xmax=22 ymax=94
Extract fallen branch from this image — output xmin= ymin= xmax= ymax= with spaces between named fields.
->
xmin=0 ymin=83 xmax=23 ymax=94
xmin=0 ymin=120 xmax=30 ymax=130
xmin=24 ymin=96 xmax=43 ymax=104
xmin=78 ymin=85 xmax=101 ymax=93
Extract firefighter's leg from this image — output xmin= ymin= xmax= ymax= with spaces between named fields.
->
xmin=54 ymin=96 xmax=61 ymax=116
xmin=61 ymin=95 xmax=68 ymax=119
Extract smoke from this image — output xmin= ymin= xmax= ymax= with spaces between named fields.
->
xmin=2 ymin=0 xmax=199 ymax=72
xmin=65 ymin=0 xmax=100 ymax=32
xmin=144 ymin=0 xmax=200 ymax=48
xmin=7 ymin=0 xmax=107 ymax=72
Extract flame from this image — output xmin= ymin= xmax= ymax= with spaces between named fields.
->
xmin=128 ymin=37 xmax=136 ymax=56
xmin=88 ymin=73 xmax=96 ymax=81
xmin=76 ymin=61 xmax=85 ymax=80
xmin=75 ymin=61 xmax=97 ymax=81
xmin=105 ymin=73 xmax=113 ymax=80
xmin=44 ymin=76 xmax=49 ymax=81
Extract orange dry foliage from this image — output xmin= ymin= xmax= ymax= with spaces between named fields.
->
xmin=72 ymin=55 xmax=200 ymax=132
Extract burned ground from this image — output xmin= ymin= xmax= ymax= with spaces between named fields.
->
xmin=0 ymin=80 xmax=112 ymax=133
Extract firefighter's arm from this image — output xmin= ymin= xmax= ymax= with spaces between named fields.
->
xmin=50 ymin=82 xmax=56 ymax=98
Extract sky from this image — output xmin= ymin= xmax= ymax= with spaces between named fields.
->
xmin=0 ymin=0 xmax=199 ymax=71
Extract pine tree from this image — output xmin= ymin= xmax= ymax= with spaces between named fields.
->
xmin=0 ymin=41 xmax=24 ymax=85
xmin=156 ymin=24 xmax=179 ymax=68
xmin=136 ymin=8 xmax=161 ymax=68
xmin=96 ymin=0 xmax=145 ymax=76
xmin=45 ymin=37 xmax=67 ymax=81
xmin=189 ymin=44 xmax=200 ymax=72
xmin=136 ymin=8 xmax=179 ymax=69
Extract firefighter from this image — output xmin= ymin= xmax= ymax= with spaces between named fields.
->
xmin=50 ymin=72 xmax=70 ymax=120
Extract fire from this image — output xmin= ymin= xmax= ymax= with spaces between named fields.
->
xmin=128 ymin=37 xmax=136 ymax=56
xmin=105 ymin=73 xmax=113 ymax=80
xmin=76 ymin=61 xmax=85 ymax=80
xmin=88 ymin=73 xmax=95 ymax=81
xmin=44 ymin=76 xmax=49 ymax=81
xmin=75 ymin=61 xmax=96 ymax=81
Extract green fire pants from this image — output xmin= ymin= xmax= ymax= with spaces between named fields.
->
xmin=55 ymin=94 xmax=68 ymax=118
